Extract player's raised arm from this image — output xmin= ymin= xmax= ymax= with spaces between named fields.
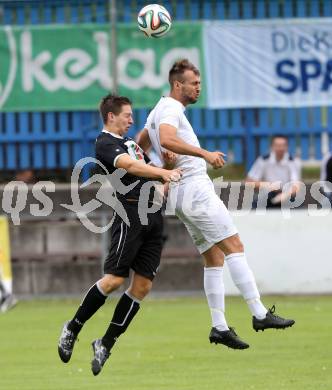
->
xmin=159 ymin=123 xmax=226 ymax=169
xmin=115 ymin=153 xmax=181 ymax=183
xmin=137 ymin=127 xmax=178 ymax=170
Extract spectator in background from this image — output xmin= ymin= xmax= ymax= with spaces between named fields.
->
xmin=320 ymin=152 xmax=332 ymax=202
xmin=246 ymin=135 xmax=301 ymax=208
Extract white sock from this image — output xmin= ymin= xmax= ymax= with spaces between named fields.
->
xmin=2 ymin=279 xmax=12 ymax=296
xmin=204 ymin=267 xmax=229 ymax=331
xmin=225 ymin=253 xmax=267 ymax=319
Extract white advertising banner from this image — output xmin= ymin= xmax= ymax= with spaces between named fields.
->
xmin=204 ymin=18 xmax=332 ymax=108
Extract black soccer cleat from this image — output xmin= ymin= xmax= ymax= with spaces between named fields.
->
xmin=252 ymin=305 xmax=295 ymax=332
xmin=209 ymin=327 xmax=250 ymax=350
xmin=58 ymin=321 xmax=77 ymax=363
xmin=91 ymin=339 xmax=110 ymax=376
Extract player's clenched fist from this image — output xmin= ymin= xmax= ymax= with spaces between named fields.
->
xmin=203 ymin=151 xmax=226 ymax=169
xmin=161 ymin=168 xmax=182 ymax=183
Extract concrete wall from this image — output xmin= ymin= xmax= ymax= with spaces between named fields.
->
xmin=227 ymin=211 xmax=332 ymax=294
xmin=8 ymin=210 xmax=332 ymax=296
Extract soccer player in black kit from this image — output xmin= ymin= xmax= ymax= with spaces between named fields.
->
xmin=58 ymin=94 xmax=181 ymax=376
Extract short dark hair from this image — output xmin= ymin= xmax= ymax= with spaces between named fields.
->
xmin=99 ymin=94 xmax=132 ymax=124
xmin=168 ymin=59 xmax=200 ymax=88
xmin=272 ymin=134 xmax=288 ymax=143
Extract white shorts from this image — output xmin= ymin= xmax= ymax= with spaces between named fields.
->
xmin=169 ymin=176 xmax=238 ymax=254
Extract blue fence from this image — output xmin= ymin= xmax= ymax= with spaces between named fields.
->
xmin=1 ymin=0 xmax=332 ymax=177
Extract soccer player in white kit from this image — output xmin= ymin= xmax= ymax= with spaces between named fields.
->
xmin=139 ymin=59 xmax=295 ymax=350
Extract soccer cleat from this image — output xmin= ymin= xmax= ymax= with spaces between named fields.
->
xmin=58 ymin=321 xmax=77 ymax=363
xmin=209 ymin=327 xmax=249 ymax=350
xmin=91 ymin=339 xmax=110 ymax=376
xmin=252 ymin=305 xmax=295 ymax=332
xmin=0 ymin=294 xmax=18 ymax=313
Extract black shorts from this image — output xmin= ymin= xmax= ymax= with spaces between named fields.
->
xmin=104 ymin=202 xmax=163 ymax=281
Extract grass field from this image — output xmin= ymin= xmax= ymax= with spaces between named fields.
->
xmin=0 ymin=296 xmax=331 ymax=390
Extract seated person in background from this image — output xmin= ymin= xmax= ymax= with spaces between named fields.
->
xmin=246 ymin=135 xmax=301 ymax=208
xmin=320 ymin=152 xmax=332 ymax=202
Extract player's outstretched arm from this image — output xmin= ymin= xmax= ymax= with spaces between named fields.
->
xmin=116 ymin=154 xmax=181 ymax=183
xmin=159 ymin=123 xmax=225 ymax=169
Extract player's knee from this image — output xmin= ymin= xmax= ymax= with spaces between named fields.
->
xmin=100 ymin=274 xmax=124 ymax=294
xmin=230 ymin=235 xmax=244 ymax=253
xmin=235 ymin=240 xmax=244 ymax=253
xmin=138 ymin=284 xmax=152 ymax=299
xmin=219 ymin=235 xmax=244 ymax=255
xmin=129 ymin=280 xmax=152 ymax=300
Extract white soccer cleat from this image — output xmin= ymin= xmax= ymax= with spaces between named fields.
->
xmin=0 ymin=294 xmax=18 ymax=313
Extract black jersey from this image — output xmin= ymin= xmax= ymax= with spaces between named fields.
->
xmin=95 ymin=131 xmax=157 ymax=203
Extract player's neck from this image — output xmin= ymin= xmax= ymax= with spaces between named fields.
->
xmin=103 ymin=125 xmax=123 ymax=138
xmin=169 ymin=91 xmax=187 ymax=107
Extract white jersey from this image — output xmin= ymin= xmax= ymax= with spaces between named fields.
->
xmin=146 ymin=97 xmax=237 ymax=253
xmin=145 ymin=96 xmax=207 ymax=180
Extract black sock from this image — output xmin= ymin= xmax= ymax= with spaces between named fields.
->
xmin=68 ymin=284 xmax=107 ymax=335
xmin=102 ymin=292 xmax=140 ymax=351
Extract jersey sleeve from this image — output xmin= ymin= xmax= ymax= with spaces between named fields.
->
xmin=247 ymin=157 xmax=265 ymax=181
xmin=96 ymin=140 xmax=127 ymax=168
xmin=159 ymin=104 xmax=181 ymax=129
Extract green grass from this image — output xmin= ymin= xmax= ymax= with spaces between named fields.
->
xmin=1 ymin=296 xmax=331 ymax=390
